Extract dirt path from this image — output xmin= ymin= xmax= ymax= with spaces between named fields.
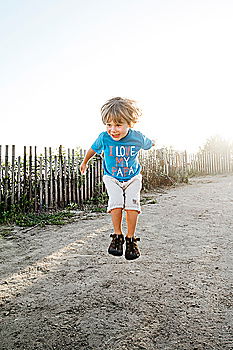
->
xmin=0 ymin=175 xmax=232 ymax=350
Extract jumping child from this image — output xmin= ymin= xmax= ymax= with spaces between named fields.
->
xmin=80 ymin=97 xmax=155 ymax=260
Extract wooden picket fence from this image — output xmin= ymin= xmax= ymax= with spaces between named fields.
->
xmin=140 ymin=148 xmax=233 ymax=188
xmin=0 ymin=145 xmax=233 ymax=212
xmin=0 ymin=145 xmax=103 ymax=211
xmin=140 ymin=149 xmax=189 ymax=188
xmin=187 ymin=151 xmax=233 ymax=175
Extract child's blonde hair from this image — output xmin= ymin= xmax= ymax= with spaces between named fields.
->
xmin=101 ymin=97 xmax=141 ymax=127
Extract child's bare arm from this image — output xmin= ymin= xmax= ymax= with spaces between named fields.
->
xmin=80 ymin=148 xmax=96 ymax=174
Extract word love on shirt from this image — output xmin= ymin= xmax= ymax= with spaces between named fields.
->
xmin=108 ymin=145 xmax=137 ymax=177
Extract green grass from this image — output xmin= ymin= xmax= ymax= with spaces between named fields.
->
xmin=0 ymin=208 xmax=75 ymax=228
xmin=0 ymin=189 xmax=108 ymax=230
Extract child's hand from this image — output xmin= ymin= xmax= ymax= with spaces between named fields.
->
xmin=80 ymin=162 xmax=87 ymax=175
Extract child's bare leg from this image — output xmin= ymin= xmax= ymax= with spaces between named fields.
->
xmin=125 ymin=209 xmax=140 ymax=260
xmin=111 ymin=208 xmax=123 ymax=235
xmin=125 ymin=210 xmax=139 ymax=238
xmin=108 ymin=208 xmax=124 ymax=256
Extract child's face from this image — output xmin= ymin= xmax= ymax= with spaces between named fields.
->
xmin=106 ymin=119 xmax=130 ymax=141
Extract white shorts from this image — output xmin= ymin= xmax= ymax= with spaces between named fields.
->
xmin=103 ymin=174 xmax=142 ymax=213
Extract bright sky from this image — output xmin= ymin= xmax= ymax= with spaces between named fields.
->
xmin=1 ymin=0 xmax=233 ymax=153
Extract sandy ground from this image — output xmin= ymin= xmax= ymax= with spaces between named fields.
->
xmin=0 ymin=174 xmax=232 ymax=350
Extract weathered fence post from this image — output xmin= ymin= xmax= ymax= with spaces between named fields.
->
xmin=23 ymin=146 xmax=27 ymax=198
xmin=39 ymin=157 xmax=43 ymax=211
xmin=49 ymin=147 xmax=54 ymax=209
xmin=4 ymin=145 xmax=9 ymax=209
xmin=28 ymin=146 xmax=32 ymax=203
xmin=54 ymin=155 xmax=58 ymax=209
xmin=0 ymin=145 xmax=2 ymax=204
xmin=17 ymin=156 xmax=21 ymax=204
xmin=44 ymin=147 xmax=49 ymax=210
xmin=59 ymin=145 xmax=63 ymax=208
xmin=11 ymin=145 xmax=15 ymax=205
xmin=34 ymin=146 xmax=38 ymax=211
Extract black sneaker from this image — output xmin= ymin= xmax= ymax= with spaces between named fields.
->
xmin=108 ymin=234 xmax=125 ymax=256
xmin=125 ymin=236 xmax=140 ymax=260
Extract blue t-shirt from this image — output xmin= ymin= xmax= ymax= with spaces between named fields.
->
xmin=91 ymin=129 xmax=153 ymax=181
